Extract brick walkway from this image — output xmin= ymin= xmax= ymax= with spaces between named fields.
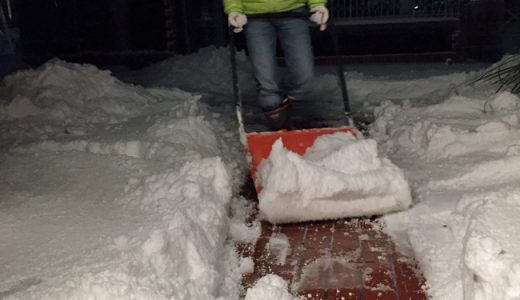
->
xmin=237 ymin=182 xmax=429 ymax=300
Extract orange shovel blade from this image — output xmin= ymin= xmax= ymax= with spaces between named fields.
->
xmin=246 ymin=127 xmax=360 ymax=192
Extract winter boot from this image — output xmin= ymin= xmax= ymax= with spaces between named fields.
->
xmin=287 ymin=97 xmax=304 ymax=107
xmin=263 ymin=98 xmax=290 ymax=130
xmin=286 ymin=97 xmax=310 ymax=129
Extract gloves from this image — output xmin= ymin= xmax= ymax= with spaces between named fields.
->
xmin=228 ymin=12 xmax=247 ymax=33
xmin=309 ymin=5 xmax=329 ymax=31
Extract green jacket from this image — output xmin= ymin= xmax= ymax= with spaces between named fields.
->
xmin=223 ymin=0 xmax=326 ymax=15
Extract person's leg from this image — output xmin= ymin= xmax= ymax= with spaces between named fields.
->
xmin=276 ymin=17 xmax=314 ymax=101
xmin=244 ymin=19 xmax=284 ymax=111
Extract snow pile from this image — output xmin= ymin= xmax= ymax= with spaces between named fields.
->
xmin=257 ymin=132 xmax=412 ymax=224
xmin=372 ymin=94 xmax=519 ymax=161
xmin=244 ymin=275 xmax=300 ymax=300
xmin=111 ymin=158 xmax=233 ymax=299
xmin=459 ymin=191 xmax=520 ymax=300
xmin=347 ymin=71 xmax=470 ymax=108
xmin=3 ymin=59 xmax=160 ymax=123
xmin=373 ymin=89 xmax=520 ymax=300
xmin=228 ymin=196 xmax=262 ymax=244
xmin=0 ymin=59 xmax=245 ymax=299
xmin=0 ymin=59 xmax=212 ymax=147
xmin=401 ymin=189 xmax=520 ymax=300
xmin=2 ymin=45 xmax=518 ymax=300
xmin=12 ymin=111 xmax=224 ymax=168
xmin=135 ymin=46 xmax=255 ymax=95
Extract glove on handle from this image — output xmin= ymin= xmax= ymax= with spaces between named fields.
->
xmin=228 ymin=12 xmax=247 ymax=33
xmin=310 ymin=5 xmax=329 ymax=31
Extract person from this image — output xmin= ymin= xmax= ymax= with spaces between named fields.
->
xmin=223 ymin=0 xmax=329 ymax=129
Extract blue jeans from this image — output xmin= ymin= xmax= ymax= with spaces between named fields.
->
xmin=245 ymin=10 xmax=314 ymax=111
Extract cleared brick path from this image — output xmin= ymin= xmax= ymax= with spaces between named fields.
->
xmin=237 ymin=181 xmax=429 ymax=300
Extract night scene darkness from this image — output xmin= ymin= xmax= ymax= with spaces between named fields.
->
xmin=1 ymin=1 xmax=520 ymax=300
xmin=1 ymin=0 xmax=518 ymax=70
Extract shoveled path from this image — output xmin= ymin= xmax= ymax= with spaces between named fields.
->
xmin=236 ymin=181 xmax=428 ymax=300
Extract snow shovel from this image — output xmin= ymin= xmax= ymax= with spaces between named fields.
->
xmin=228 ymin=13 xmax=361 ymax=190
xmin=228 ymin=14 xmax=412 ymax=224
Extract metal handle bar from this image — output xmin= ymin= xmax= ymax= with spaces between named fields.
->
xmin=247 ymin=12 xmax=329 ymax=31
xmin=245 ymin=12 xmax=312 ymax=19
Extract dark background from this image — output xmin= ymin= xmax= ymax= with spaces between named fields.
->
xmin=1 ymin=0 xmax=519 ymax=71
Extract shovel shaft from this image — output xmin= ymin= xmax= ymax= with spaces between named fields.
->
xmin=329 ymin=23 xmax=352 ymax=124
xmin=228 ymin=26 xmax=240 ymax=112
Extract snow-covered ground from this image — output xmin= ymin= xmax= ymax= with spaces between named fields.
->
xmin=0 ymin=58 xmax=249 ymax=299
xmin=374 ymin=75 xmax=520 ymax=298
xmin=1 ymin=46 xmax=519 ymax=300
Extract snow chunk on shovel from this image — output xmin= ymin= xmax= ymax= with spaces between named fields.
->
xmin=256 ymin=132 xmax=412 ymax=224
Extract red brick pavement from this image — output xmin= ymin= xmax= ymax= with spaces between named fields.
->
xmin=237 ymin=181 xmax=429 ymax=300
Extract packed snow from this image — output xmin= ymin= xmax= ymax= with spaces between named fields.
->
xmin=371 ymin=60 xmax=520 ymax=298
xmin=0 ymin=59 xmax=248 ymax=299
xmin=244 ymin=274 xmax=299 ymax=300
xmin=1 ymin=45 xmax=519 ymax=300
xmin=257 ymin=132 xmax=412 ymax=223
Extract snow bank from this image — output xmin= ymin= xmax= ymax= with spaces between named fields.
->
xmin=1 ymin=157 xmax=235 ymax=300
xmin=0 ymin=59 xmax=245 ymax=299
xmin=114 ymin=157 xmax=232 ymax=299
xmin=374 ymin=88 xmax=520 ymax=300
xmin=401 ymin=189 xmax=520 ymax=300
xmin=347 ymin=71 xmax=470 ymax=108
xmin=257 ymin=132 xmax=411 ymax=224
xmin=460 ymin=192 xmax=520 ymax=300
xmin=3 ymin=59 xmax=160 ymax=124
xmin=134 ymin=46 xmax=255 ymax=95
xmin=13 ymin=114 xmax=223 ymax=167
xmin=0 ymin=59 xmax=211 ymax=147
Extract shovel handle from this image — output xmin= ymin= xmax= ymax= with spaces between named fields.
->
xmin=247 ymin=12 xmax=326 ymax=31
xmin=246 ymin=12 xmax=311 ymax=19
xmin=320 ymin=13 xmax=327 ymax=31
xmin=247 ymin=11 xmax=327 ymax=30
xmin=228 ymin=26 xmax=241 ymax=113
